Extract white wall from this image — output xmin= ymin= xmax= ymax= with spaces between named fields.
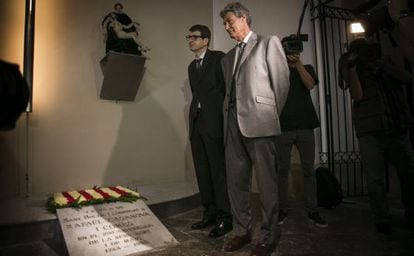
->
xmin=0 ymin=0 xmax=212 ymax=198
xmin=0 ymin=0 xmax=315 ymax=200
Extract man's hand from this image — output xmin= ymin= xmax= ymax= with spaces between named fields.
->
xmin=346 ymin=52 xmax=358 ymax=68
xmin=287 ymin=53 xmax=300 ymax=66
xmin=287 ymin=53 xmax=316 ymax=90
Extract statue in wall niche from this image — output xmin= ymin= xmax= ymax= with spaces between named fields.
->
xmin=102 ymin=3 xmax=150 ymax=57
xmin=99 ymin=3 xmax=148 ymax=101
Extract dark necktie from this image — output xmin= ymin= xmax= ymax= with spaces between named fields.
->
xmin=230 ymin=42 xmax=246 ymax=105
xmin=195 ymin=58 xmax=202 ymax=71
xmin=194 ymin=58 xmax=202 ymax=109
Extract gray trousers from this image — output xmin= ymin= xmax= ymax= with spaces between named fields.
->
xmin=225 ymin=105 xmax=280 ymax=244
xmin=359 ymin=130 xmax=414 ymax=223
xmin=275 ymin=129 xmax=317 ymax=213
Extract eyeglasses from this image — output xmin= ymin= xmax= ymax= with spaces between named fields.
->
xmin=185 ymin=35 xmax=203 ymax=41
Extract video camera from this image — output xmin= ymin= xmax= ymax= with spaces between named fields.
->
xmin=338 ymin=38 xmax=381 ymax=89
xmin=282 ymin=34 xmax=308 ymax=54
xmin=355 ymin=5 xmax=395 ymax=37
xmin=340 ymin=38 xmax=381 ymax=69
xmin=282 ymin=0 xmax=309 ymax=54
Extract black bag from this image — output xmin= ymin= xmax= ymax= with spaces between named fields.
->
xmin=315 ymin=167 xmax=343 ymax=209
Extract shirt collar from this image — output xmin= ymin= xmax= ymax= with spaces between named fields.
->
xmin=195 ymin=49 xmax=207 ymax=60
xmin=241 ymin=31 xmax=253 ymax=44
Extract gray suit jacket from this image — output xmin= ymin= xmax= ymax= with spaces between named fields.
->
xmin=221 ymin=33 xmax=290 ymax=139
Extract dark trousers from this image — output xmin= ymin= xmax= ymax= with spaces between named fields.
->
xmin=359 ymin=130 xmax=414 ymax=223
xmin=191 ymin=115 xmax=231 ymax=221
xmin=276 ymin=129 xmax=317 ymax=213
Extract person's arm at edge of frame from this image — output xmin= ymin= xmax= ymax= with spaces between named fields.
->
xmin=344 ymin=65 xmax=363 ymax=101
xmin=218 ymin=51 xmax=226 ymax=98
xmin=267 ymin=36 xmax=290 ymax=115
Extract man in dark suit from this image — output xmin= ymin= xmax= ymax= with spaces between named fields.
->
xmin=186 ymin=24 xmax=232 ymax=238
xmin=219 ymin=3 xmax=290 ymax=256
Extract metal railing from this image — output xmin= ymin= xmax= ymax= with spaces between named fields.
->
xmin=310 ymin=1 xmax=366 ymax=197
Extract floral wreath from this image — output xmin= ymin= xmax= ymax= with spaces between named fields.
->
xmin=46 ymin=185 xmax=144 ymax=213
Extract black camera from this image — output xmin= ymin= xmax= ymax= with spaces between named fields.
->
xmin=282 ymin=34 xmax=308 ymax=54
xmin=338 ymin=38 xmax=382 ymax=89
xmin=348 ymin=38 xmax=381 ymax=65
xmin=282 ymin=0 xmax=310 ymax=54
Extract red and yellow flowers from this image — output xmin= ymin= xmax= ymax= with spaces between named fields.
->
xmin=47 ymin=186 xmax=142 ymax=213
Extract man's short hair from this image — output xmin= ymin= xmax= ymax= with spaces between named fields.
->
xmin=220 ymin=2 xmax=252 ymax=27
xmin=189 ymin=24 xmax=211 ymax=46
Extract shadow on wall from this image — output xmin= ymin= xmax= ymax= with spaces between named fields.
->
xmin=181 ymin=78 xmax=197 ymax=190
xmin=0 ymin=134 xmax=26 ymax=199
xmin=100 ymin=72 xmax=193 ymax=200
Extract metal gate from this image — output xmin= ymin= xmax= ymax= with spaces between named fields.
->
xmin=310 ymin=1 xmax=366 ymax=197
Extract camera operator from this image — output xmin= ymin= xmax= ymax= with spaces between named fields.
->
xmin=275 ymin=41 xmax=327 ymax=228
xmin=339 ymin=38 xmax=414 ymax=235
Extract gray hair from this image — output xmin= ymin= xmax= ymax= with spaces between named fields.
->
xmin=220 ymin=2 xmax=252 ymax=27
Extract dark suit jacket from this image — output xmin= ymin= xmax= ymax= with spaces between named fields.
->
xmin=188 ymin=49 xmax=226 ymax=139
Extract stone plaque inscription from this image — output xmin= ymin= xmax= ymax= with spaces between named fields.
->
xmin=57 ymin=200 xmax=178 ymax=256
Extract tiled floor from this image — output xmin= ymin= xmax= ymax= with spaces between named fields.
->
xmin=144 ymin=195 xmax=414 ymax=256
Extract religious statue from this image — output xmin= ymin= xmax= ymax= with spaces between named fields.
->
xmin=101 ymin=3 xmax=150 ymax=56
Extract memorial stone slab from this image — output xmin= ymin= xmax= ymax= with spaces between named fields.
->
xmin=56 ymin=200 xmax=178 ymax=256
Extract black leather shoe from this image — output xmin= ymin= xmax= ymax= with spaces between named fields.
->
xmin=191 ymin=218 xmax=215 ymax=230
xmin=407 ymin=219 xmax=414 ymax=230
xmin=209 ymin=220 xmax=233 ymax=238
xmin=375 ymin=222 xmax=392 ymax=235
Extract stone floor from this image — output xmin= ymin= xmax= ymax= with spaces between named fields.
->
xmin=143 ymin=195 xmax=414 ymax=256
xmin=1 ymin=194 xmax=413 ymax=256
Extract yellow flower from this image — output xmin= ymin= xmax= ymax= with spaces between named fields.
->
xmin=101 ymin=187 xmax=121 ymax=198
xmin=53 ymin=193 xmax=68 ymax=206
xmin=117 ymin=186 xmax=140 ymax=197
xmin=85 ymin=189 xmax=104 ymax=200
xmin=68 ymin=190 xmax=86 ymax=202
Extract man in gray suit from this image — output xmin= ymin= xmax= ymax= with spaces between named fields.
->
xmin=219 ymin=3 xmax=289 ymax=256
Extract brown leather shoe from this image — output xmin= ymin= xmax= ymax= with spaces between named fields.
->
xmin=209 ymin=220 xmax=233 ymax=238
xmin=249 ymin=242 xmax=275 ymax=256
xmin=223 ymin=235 xmax=251 ymax=252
